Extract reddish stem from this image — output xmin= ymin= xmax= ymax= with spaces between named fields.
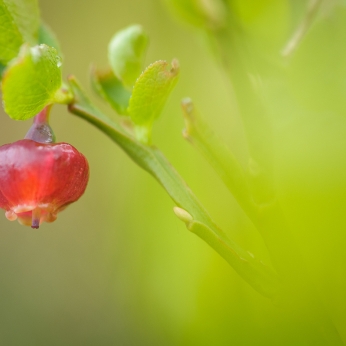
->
xmin=33 ymin=104 xmax=52 ymax=125
xmin=25 ymin=105 xmax=56 ymax=143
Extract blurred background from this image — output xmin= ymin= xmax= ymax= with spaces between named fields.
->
xmin=1 ymin=0 xmax=346 ymax=345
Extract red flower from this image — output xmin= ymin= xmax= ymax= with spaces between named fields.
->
xmin=0 ymin=107 xmax=89 ymax=228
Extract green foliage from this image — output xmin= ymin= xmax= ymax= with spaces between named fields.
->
xmin=0 ymin=0 xmax=39 ymax=64
xmin=93 ymin=27 xmax=179 ymax=144
xmin=128 ymin=59 xmax=179 ymax=143
xmin=38 ymin=22 xmax=62 ymax=57
xmin=108 ymin=24 xmax=148 ymax=88
xmin=0 ymin=62 xmax=5 ymax=79
xmin=2 ymin=44 xmax=62 ymax=120
xmin=166 ymin=0 xmax=226 ymax=29
xmin=166 ymin=0 xmax=206 ymax=27
xmin=68 ymin=75 xmax=279 ymax=298
xmin=1 ymin=0 xmax=345 ymax=342
xmin=91 ymin=67 xmax=131 ymax=115
xmin=181 ymin=98 xmax=254 ymax=220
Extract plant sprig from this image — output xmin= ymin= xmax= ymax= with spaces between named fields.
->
xmin=68 ymin=75 xmax=279 ymax=298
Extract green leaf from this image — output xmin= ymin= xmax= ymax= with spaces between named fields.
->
xmin=108 ymin=24 xmax=148 ymax=88
xmin=38 ymin=22 xmax=62 ymax=57
xmin=0 ymin=0 xmax=40 ymax=64
xmin=128 ymin=59 xmax=180 ymax=143
xmin=2 ymin=44 xmax=62 ymax=120
xmin=165 ymin=0 xmax=226 ymax=29
xmin=0 ymin=62 xmax=5 ymax=79
xmin=91 ymin=66 xmax=131 ymax=115
xmin=167 ymin=0 xmax=205 ymax=27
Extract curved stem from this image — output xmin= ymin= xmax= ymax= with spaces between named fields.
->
xmin=67 ymin=75 xmax=280 ymax=299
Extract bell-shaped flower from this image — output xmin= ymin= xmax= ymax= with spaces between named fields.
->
xmin=0 ymin=107 xmax=89 ymax=228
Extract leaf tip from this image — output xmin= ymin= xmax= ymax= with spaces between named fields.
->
xmin=108 ymin=24 xmax=149 ymax=87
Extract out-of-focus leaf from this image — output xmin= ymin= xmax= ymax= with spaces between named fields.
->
xmin=287 ymin=7 xmax=346 ymax=113
xmin=91 ymin=66 xmax=131 ymax=115
xmin=0 ymin=62 xmax=5 ymax=79
xmin=166 ymin=0 xmax=226 ymax=30
xmin=230 ymin=0 xmax=290 ymax=51
xmin=68 ymin=75 xmax=279 ymax=299
xmin=0 ymin=0 xmax=40 ymax=64
xmin=38 ymin=22 xmax=62 ymax=57
xmin=167 ymin=0 xmax=207 ymax=27
xmin=128 ymin=59 xmax=179 ymax=143
xmin=181 ymin=98 xmax=256 ymax=221
xmin=108 ymin=24 xmax=148 ymax=88
xmin=2 ymin=44 xmax=62 ymax=120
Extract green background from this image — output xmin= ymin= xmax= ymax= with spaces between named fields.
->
xmin=1 ymin=0 xmax=346 ymax=345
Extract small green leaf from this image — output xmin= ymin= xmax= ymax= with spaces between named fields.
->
xmin=91 ymin=66 xmax=131 ymax=115
xmin=108 ymin=24 xmax=148 ymax=88
xmin=166 ymin=0 xmax=226 ymax=29
xmin=0 ymin=0 xmax=40 ymax=64
xmin=166 ymin=0 xmax=206 ymax=27
xmin=128 ymin=59 xmax=179 ymax=143
xmin=38 ymin=22 xmax=62 ymax=57
xmin=0 ymin=62 xmax=5 ymax=79
xmin=2 ymin=44 xmax=62 ymax=120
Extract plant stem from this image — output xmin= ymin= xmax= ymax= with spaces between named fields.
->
xmin=67 ymin=75 xmax=280 ymax=298
xmin=181 ymin=97 xmax=257 ymax=221
xmin=282 ymin=0 xmax=323 ymax=57
xmin=200 ymin=18 xmax=343 ymax=344
xmin=25 ymin=105 xmax=56 ymax=143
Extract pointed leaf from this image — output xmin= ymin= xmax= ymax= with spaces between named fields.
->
xmin=91 ymin=66 xmax=131 ymax=115
xmin=2 ymin=44 xmax=62 ymax=120
xmin=38 ymin=22 xmax=62 ymax=57
xmin=0 ymin=0 xmax=40 ymax=64
xmin=128 ymin=59 xmax=179 ymax=142
xmin=108 ymin=24 xmax=148 ymax=88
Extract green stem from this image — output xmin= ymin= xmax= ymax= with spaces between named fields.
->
xmin=67 ymin=75 xmax=279 ymax=298
xmin=282 ymin=0 xmax=323 ymax=57
xmin=200 ymin=18 xmax=343 ymax=345
xmin=181 ymin=98 xmax=257 ymax=222
xmin=210 ymin=24 xmax=299 ymax=278
xmin=181 ymin=95 xmax=301 ymax=278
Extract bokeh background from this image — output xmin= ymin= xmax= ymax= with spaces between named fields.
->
xmin=1 ymin=0 xmax=346 ymax=345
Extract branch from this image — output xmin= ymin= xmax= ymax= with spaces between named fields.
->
xmin=67 ymin=75 xmax=279 ymax=298
xmin=282 ymin=0 xmax=323 ymax=57
xmin=181 ymin=98 xmax=258 ymax=221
